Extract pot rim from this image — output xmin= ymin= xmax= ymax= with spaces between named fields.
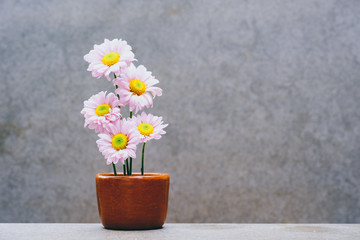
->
xmin=96 ymin=172 xmax=169 ymax=180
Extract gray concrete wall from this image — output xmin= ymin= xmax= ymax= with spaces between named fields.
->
xmin=0 ymin=0 xmax=359 ymax=223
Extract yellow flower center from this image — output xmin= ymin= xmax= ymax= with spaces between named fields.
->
xmin=95 ymin=104 xmax=111 ymax=116
xmin=112 ymin=133 xmax=128 ymax=150
xmin=129 ymin=79 xmax=146 ymax=95
xmin=102 ymin=52 xmax=120 ymax=66
xmin=138 ymin=123 xmax=154 ymax=136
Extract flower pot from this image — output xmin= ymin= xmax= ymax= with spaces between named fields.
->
xmin=95 ymin=172 xmax=170 ymax=230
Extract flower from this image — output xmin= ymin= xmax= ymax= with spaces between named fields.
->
xmin=132 ymin=112 xmax=168 ymax=143
xmin=114 ymin=64 xmax=162 ymax=113
xmin=84 ymin=39 xmax=135 ymax=81
xmin=81 ymin=91 xmax=123 ymax=133
xmin=96 ymin=119 xmax=140 ymax=165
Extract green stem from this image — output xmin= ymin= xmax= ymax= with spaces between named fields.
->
xmin=141 ymin=142 xmax=146 ymax=175
xmin=130 ymin=158 xmax=132 ymax=175
xmin=115 ymin=85 xmax=121 ymax=100
xmin=112 ymin=163 xmax=117 ymax=176
xmin=123 ymin=164 xmax=126 ymax=176
xmin=114 ymin=73 xmax=119 ymax=98
xmin=128 ymin=111 xmax=133 ymax=174
xmin=114 ymin=72 xmax=125 ymax=175
xmin=125 ymin=159 xmax=130 ymax=176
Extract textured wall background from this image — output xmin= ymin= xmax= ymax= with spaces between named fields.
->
xmin=1 ymin=0 xmax=360 ymax=223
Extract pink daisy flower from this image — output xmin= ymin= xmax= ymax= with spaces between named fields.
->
xmin=81 ymin=91 xmax=123 ymax=133
xmin=96 ymin=119 xmax=140 ymax=165
xmin=132 ymin=112 xmax=168 ymax=143
xmin=114 ymin=64 xmax=162 ymax=113
xmin=84 ymin=39 xmax=135 ymax=81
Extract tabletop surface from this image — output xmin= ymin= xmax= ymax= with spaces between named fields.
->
xmin=1 ymin=223 xmax=360 ymax=240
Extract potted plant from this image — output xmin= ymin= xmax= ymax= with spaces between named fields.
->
xmin=81 ymin=39 xmax=169 ymax=230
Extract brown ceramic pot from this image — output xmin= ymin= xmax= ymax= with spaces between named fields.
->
xmin=96 ymin=172 xmax=170 ymax=230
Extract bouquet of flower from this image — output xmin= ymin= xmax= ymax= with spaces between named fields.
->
xmin=81 ymin=39 xmax=168 ymax=176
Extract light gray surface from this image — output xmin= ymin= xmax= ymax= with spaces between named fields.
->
xmin=0 ymin=224 xmax=360 ymax=240
xmin=1 ymin=0 xmax=360 ymax=223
